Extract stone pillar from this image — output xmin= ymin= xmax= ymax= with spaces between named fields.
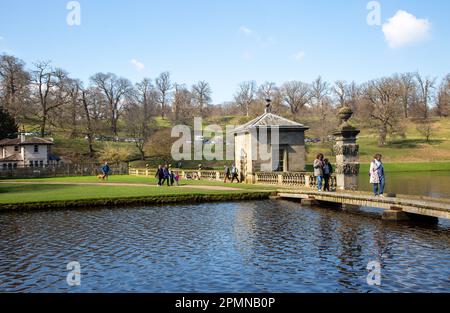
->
xmin=333 ymin=106 xmax=360 ymax=191
xmin=304 ymin=175 xmax=311 ymax=188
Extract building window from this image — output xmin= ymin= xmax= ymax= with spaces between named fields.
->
xmin=34 ymin=145 xmax=39 ymax=153
xmin=2 ymin=164 xmax=6 ymax=169
xmin=14 ymin=145 xmax=19 ymax=152
xmin=13 ymin=163 xmax=17 ymax=168
xmin=34 ymin=161 xmax=39 ymax=167
xmin=29 ymin=161 xmax=33 ymax=167
xmin=40 ymin=161 xmax=44 ymax=167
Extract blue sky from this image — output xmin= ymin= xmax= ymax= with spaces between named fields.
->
xmin=0 ymin=0 xmax=449 ymax=103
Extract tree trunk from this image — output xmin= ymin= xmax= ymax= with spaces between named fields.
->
xmin=378 ymin=125 xmax=387 ymax=146
xmin=81 ymin=92 xmax=95 ymax=158
xmin=86 ymin=134 xmax=94 ymax=158
xmin=40 ymin=114 xmax=47 ymax=138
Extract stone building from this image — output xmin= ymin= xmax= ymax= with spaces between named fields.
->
xmin=0 ymin=134 xmax=57 ymax=169
xmin=233 ymin=109 xmax=309 ymax=183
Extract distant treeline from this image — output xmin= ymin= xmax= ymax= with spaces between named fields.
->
xmin=1 ymin=53 xmax=449 ymax=160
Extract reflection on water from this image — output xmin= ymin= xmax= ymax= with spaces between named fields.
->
xmin=358 ymin=171 xmax=450 ymax=198
xmin=0 ymin=200 xmax=449 ymax=292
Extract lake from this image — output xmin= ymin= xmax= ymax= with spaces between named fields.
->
xmin=0 ymin=200 xmax=449 ymax=292
xmin=357 ymin=171 xmax=450 ymax=198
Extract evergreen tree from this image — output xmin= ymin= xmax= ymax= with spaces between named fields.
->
xmin=0 ymin=106 xmax=18 ymax=140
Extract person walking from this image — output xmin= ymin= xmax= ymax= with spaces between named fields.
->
xmin=370 ymin=154 xmax=385 ymax=197
xmin=231 ymin=164 xmax=240 ymax=183
xmin=101 ymin=162 xmax=110 ymax=180
xmin=155 ymin=165 xmax=164 ymax=186
xmin=174 ymin=171 xmax=180 ymax=186
xmin=323 ymin=158 xmax=333 ymax=191
xmin=313 ymin=154 xmax=324 ymax=191
xmin=223 ymin=165 xmax=231 ymax=183
xmin=169 ymin=167 xmax=175 ymax=186
xmin=162 ymin=165 xmax=171 ymax=187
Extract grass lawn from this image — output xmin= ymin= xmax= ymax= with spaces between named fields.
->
xmin=0 ymin=175 xmax=276 ymax=206
xmin=0 ymin=184 xmax=246 ymax=204
xmin=306 ymin=118 xmax=450 ymax=164
xmin=0 ymin=175 xmax=276 ymax=190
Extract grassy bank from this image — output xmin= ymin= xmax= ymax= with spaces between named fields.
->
xmin=0 ymin=182 xmax=273 ymax=211
xmin=306 ymin=118 xmax=450 ymax=164
xmin=0 ymin=175 xmax=276 ymax=190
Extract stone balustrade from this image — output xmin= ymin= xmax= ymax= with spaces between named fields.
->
xmin=129 ymin=168 xmax=336 ymax=190
xmin=255 ymin=172 xmax=336 ymax=190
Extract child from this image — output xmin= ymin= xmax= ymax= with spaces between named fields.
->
xmin=174 ymin=171 xmax=180 ymax=186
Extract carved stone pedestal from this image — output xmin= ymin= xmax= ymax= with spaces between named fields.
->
xmin=333 ymin=106 xmax=360 ymax=191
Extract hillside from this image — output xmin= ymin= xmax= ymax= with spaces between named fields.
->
xmin=20 ymin=116 xmax=450 ymax=168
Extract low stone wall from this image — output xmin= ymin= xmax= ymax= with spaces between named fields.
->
xmin=129 ymin=168 xmax=337 ymax=190
xmin=0 ymin=163 xmax=129 ymax=178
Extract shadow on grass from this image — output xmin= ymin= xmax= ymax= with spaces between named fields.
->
xmin=388 ymin=139 xmax=443 ymax=148
xmin=0 ymin=184 xmax=70 ymax=194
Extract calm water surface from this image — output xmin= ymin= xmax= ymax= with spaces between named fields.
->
xmin=0 ymin=200 xmax=449 ymax=292
xmin=358 ymin=171 xmax=450 ymax=198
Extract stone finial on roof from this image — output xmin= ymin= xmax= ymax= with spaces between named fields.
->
xmin=233 ymin=112 xmax=309 ymax=134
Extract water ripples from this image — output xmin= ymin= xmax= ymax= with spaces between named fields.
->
xmin=0 ymin=200 xmax=449 ymax=292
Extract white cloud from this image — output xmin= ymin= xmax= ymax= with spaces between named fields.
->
xmin=382 ymin=10 xmax=431 ymax=49
xmin=239 ymin=26 xmax=253 ymax=35
xmin=292 ymin=51 xmax=306 ymax=61
xmin=242 ymin=51 xmax=253 ymax=60
xmin=130 ymin=58 xmax=145 ymax=71
xmin=239 ymin=26 xmax=275 ymax=48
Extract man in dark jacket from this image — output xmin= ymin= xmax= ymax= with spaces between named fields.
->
xmin=323 ymin=159 xmax=333 ymax=191
xmin=223 ymin=165 xmax=231 ymax=183
xmin=101 ymin=162 xmax=110 ymax=180
xmin=161 ymin=165 xmax=171 ymax=186
xmin=155 ymin=165 xmax=164 ymax=186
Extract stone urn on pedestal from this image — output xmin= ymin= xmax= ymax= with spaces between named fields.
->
xmin=333 ymin=106 xmax=360 ymax=190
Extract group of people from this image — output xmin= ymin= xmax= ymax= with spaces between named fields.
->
xmin=223 ymin=164 xmax=240 ymax=183
xmin=313 ymin=153 xmax=386 ymax=196
xmin=313 ymin=154 xmax=334 ymax=191
xmin=155 ymin=165 xmax=180 ymax=187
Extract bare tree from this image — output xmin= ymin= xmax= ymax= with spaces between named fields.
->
xmin=416 ymin=119 xmax=434 ymax=143
xmin=333 ymin=80 xmax=347 ymax=108
xmin=0 ymin=54 xmax=30 ymax=121
xmin=90 ymin=72 xmax=132 ymax=136
xmin=311 ymin=76 xmax=331 ymax=142
xmin=191 ymin=81 xmax=212 ymax=117
xmin=364 ymin=78 xmax=402 ymax=145
xmin=79 ymin=85 xmax=96 ymax=158
xmin=436 ymin=74 xmax=450 ymax=117
xmin=258 ymin=82 xmax=285 ymax=114
xmin=415 ymin=73 xmax=436 ymax=119
xmin=123 ymin=102 xmax=153 ymax=160
xmin=234 ymin=81 xmax=257 ymax=117
xmin=46 ymin=68 xmax=79 ymax=133
xmin=173 ymin=83 xmax=193 ymax=123
xmin=65 ymin=78 xmax=82 ymax=138
xmin=281 ymin=81 xmax=310 ymax=115
xmin=155 ymin=71 xmax=172 ymax=119
xmin=395 ymin=73 xmax=416 ymax=118
xmin=135 ymin=78 xmax=155 ymax=121
xmin=30 ymin=61 xmax=62 ymax=137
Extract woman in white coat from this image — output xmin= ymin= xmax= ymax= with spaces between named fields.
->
xmin=370 ymin=153 xmax=385 ymax=197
